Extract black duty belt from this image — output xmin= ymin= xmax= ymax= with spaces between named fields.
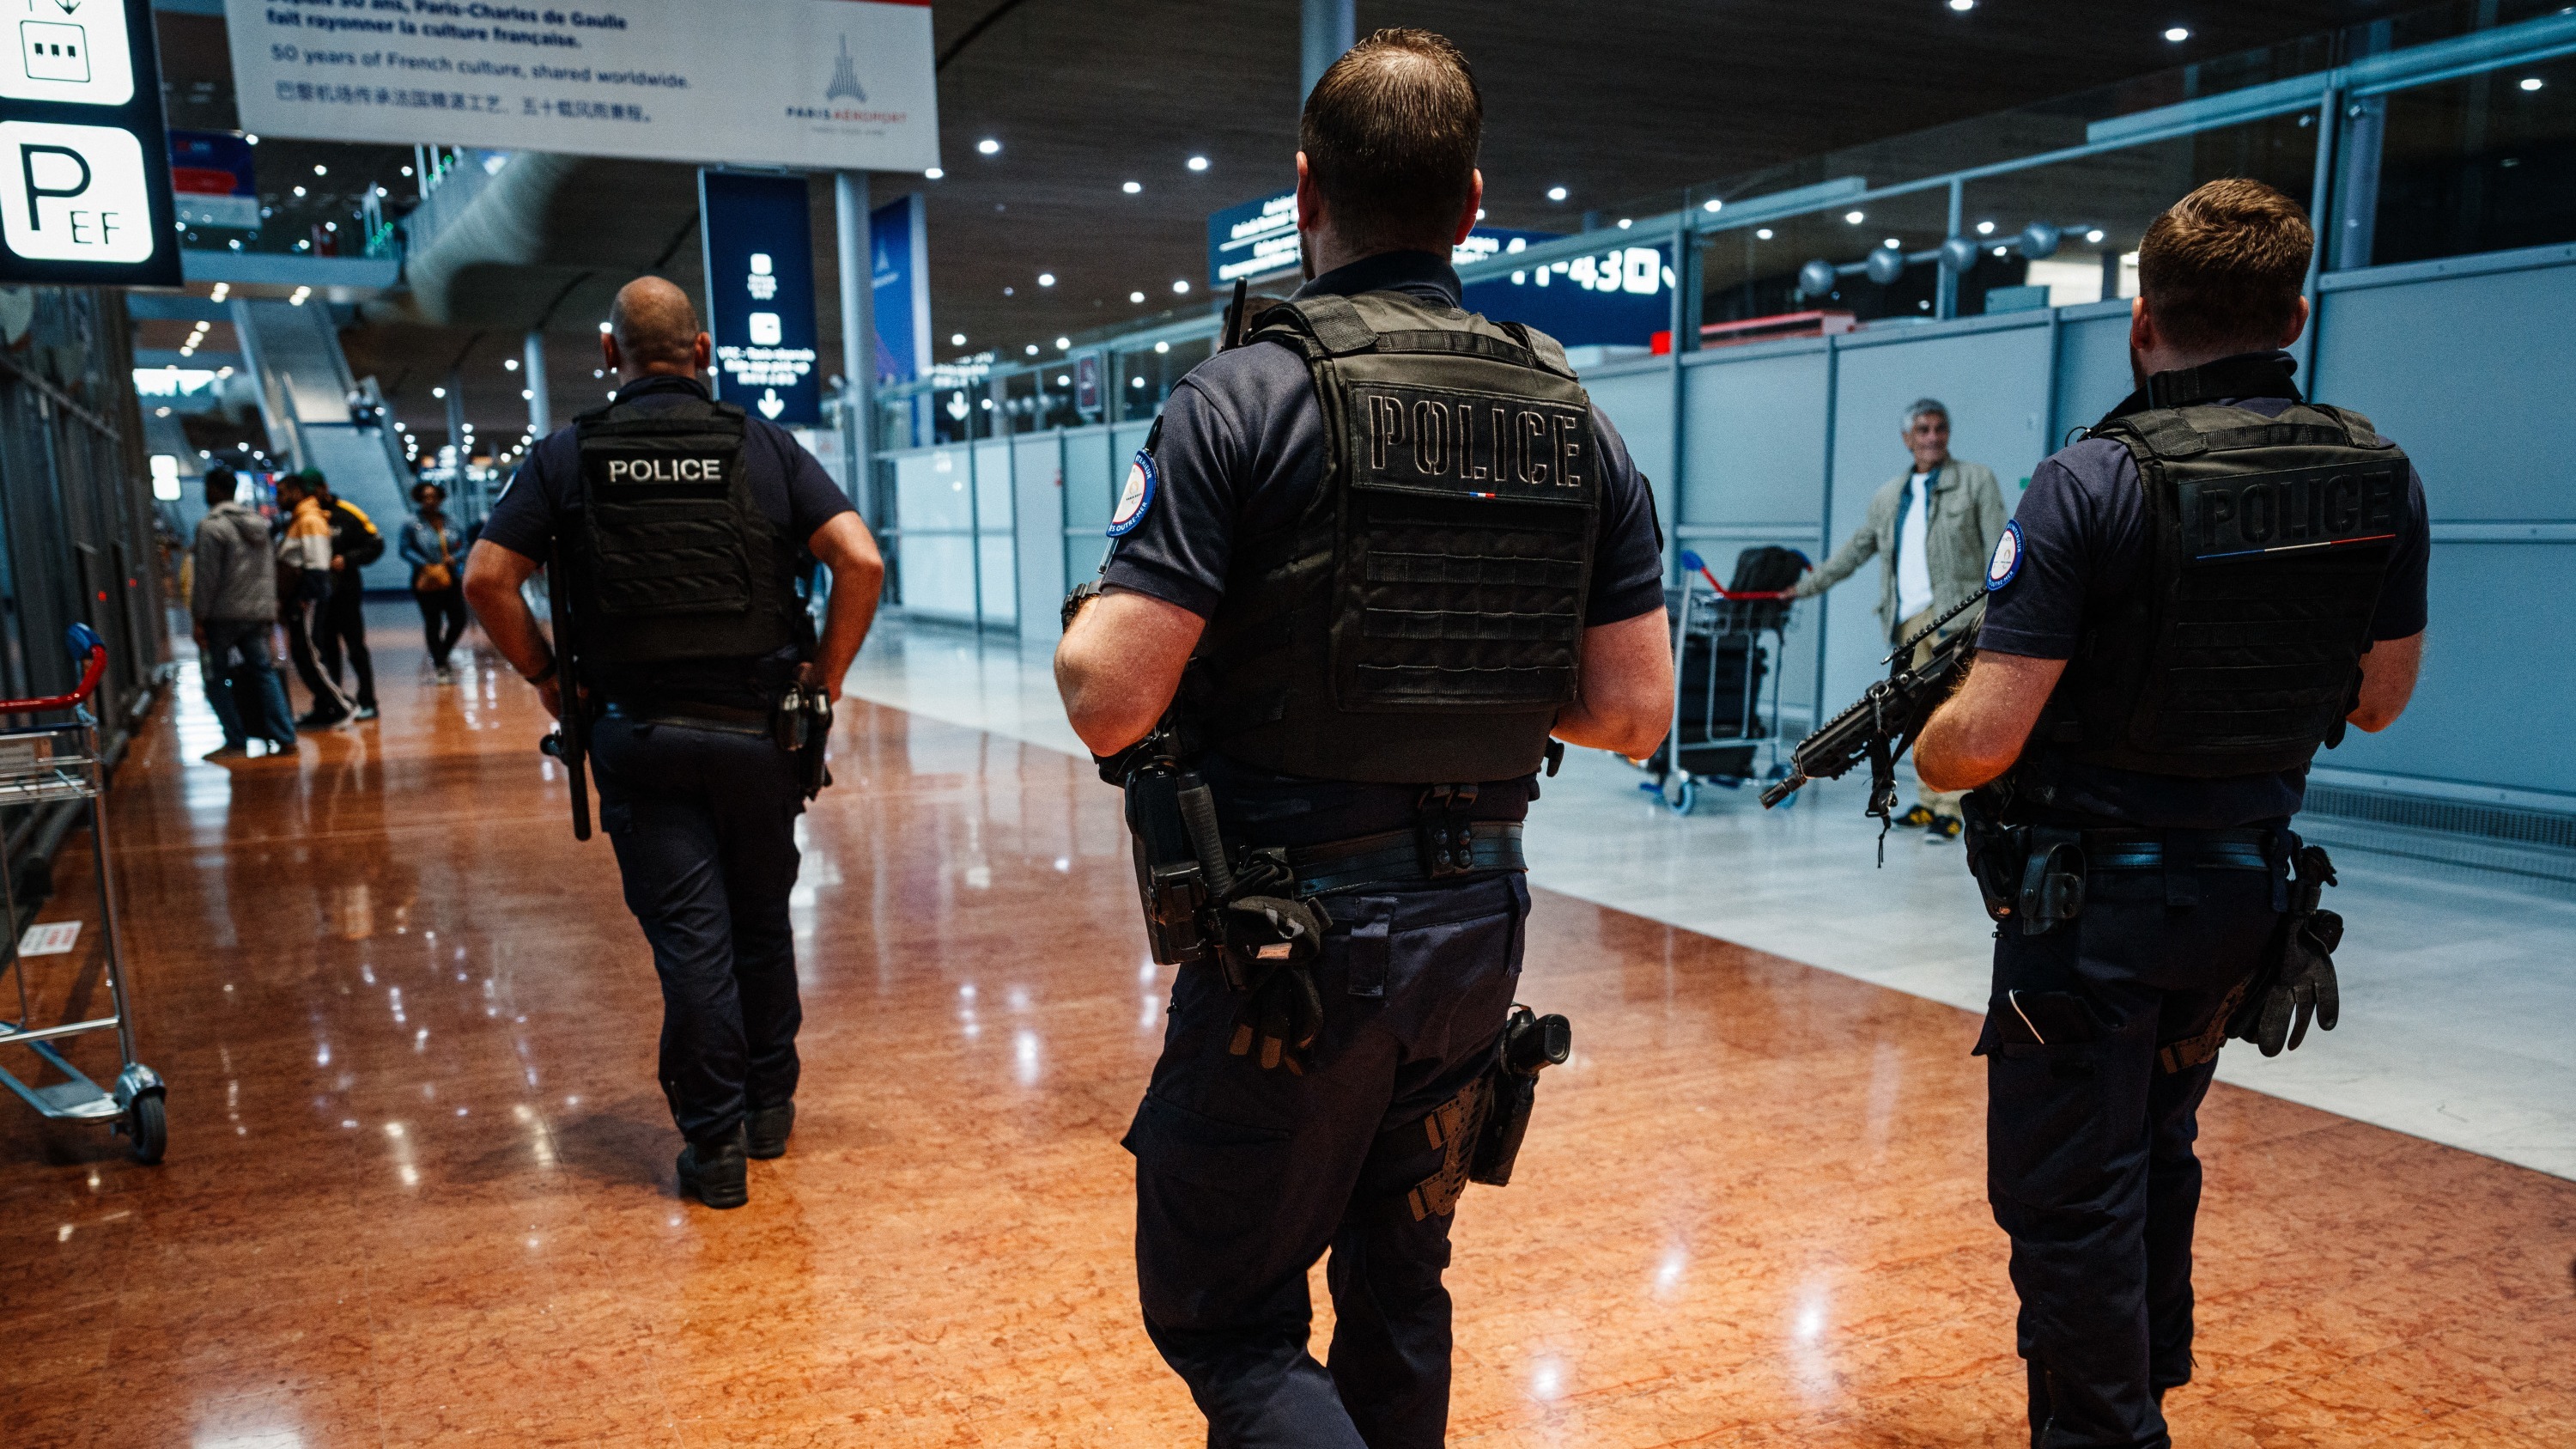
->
xmin=602 ymin=698 xmax=772 ymax=736
xmin=1286 ymin=822 xmax=1526 ymax=898
xmin=2080 ymin=828 xmax=2273 ymax=873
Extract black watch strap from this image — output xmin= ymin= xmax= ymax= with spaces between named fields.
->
xmin=524 ymin=658 xmax=558 ymax=686
xmin=1061 ymin=580 xmax=1103 ymax=630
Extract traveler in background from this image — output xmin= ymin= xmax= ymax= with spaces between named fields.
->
xmin=276 ymin=472 xmax=354 ymax=728
xmin=188 ymin=465 xmax=297 ymax=759
xmin=307 ymin=469 xmax=385 ymax=721
xmin=1793 ymin=398 xmax=2008 ymax=840
xmin=402 ymin=481 xmax=471 ymax=685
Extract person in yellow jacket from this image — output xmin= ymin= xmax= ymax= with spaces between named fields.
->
xmin=276 ymin=472 xmax=355 ymax=726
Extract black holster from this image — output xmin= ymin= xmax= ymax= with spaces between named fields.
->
xmin=1404 ymin=1006 xmax=1571 ymax=1221
xmin=1961 ymin=791 xmax=2086 ymax=937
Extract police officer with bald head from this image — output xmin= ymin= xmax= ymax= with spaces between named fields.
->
xmin=464 ymin=277 xmax=887 ymax=1210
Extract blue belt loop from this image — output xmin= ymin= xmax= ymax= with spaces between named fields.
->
xmin=2161 ymin=832 xmax=2200 ymax=910
xmin=2269 ymin=828 xmax=2296 ymax=912
xmin=1346 ymin=897 xmax=1394 ymax=999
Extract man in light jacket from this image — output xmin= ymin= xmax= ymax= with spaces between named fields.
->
xmin=1792 ymin=397 xmax=2008 ymax=838
xmin=189 ymin=466 xmax=298 ymax=758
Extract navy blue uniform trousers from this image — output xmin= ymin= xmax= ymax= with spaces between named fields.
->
xmin=592 ymin=715 xmax=805 ymax=1145
xmin=1126 ymin=873 xmax=1528 ymax=1449
xmin=1984 ymin=863 xmax=2282 ymax=1449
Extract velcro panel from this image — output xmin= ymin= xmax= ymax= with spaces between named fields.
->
xmin=2178 ymin=459 xmax=2408 ymax=564
xmin=1346 ymin=381 xmax=1595 ymax=506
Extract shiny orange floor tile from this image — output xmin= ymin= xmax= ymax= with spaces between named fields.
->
xmin=0 ymin=612 xmax=2569 ymax=1447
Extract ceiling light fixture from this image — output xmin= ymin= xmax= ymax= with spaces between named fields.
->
xmin=1754 ymin=228 xmax=1774 ymax=240
xmin=1976 ymin=221 xmax=1996 ymax=235
xmin=2164 ymin=26 xmax=2190 ymax=41
xmin=1186 ymin=155 xmax=1209 ymax=172
xmin=1948 ymin=0 xmax=1974 ymax=9
xmin=2086 ymin=228 xmax=2106 ymax=243
xmin=951 ymin=332 xmax=966 ymax=345
xmin=1172 ymin=279 xmax=1190 ymax=294
xmin=1883 ymin=237 xmax=1901 ymax=249
xmin=977 ymin=138 xmax=1000 ymax=155
xmin=2520 ymin=76 xmax=2544 ymax=92
xmin=1054 ymin=336 xmax=1070 ymax=350
xmin=1844 ymin=210 xmax=1866 ymax=224
xmin=1024 ymin=344 xmax=1038 ymax=356
xmin=1702 ymin=198 xmax=1722 ymax=213
xmin=1121 ymin=180 xmax=1141 ymax=194
xmin=1037 ymin=272 xmax=1055 ymax=287
xmin=1546 ymin=186 xmax=1568 ymax=202
xmin=1128 ymin=290 xmax=1145 ymax=304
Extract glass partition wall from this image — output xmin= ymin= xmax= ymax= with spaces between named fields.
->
xmin=866 ymin=0 xmax=2576 ymax=634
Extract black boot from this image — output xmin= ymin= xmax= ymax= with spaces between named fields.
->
xmin=745 ymin=1101 xmax=795 ymax=1160
xmin=677 ymin=1123 xmax=749 ymax=1209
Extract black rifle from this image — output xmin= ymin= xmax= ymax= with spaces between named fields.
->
xmin=537 ymin=545 xmax=592 ymax=841
xmin=1219 ymin=277 xmax=1251 ymax=350
xmin=1759 ymin=588 xmax=1987 ymax=860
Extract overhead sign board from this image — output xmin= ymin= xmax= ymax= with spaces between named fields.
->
xmin=224 ymin=0 xmax=939 ymax=173
xmin=1206 ymin=191 xmax=1563 ymax=291
xmin=0 ymin=0 xmax=180 ymax=285
xmin=870 ymin=192 xmax=929 ymax=386
xmin=1462 ymin=240 xmax=1675 ymax=348
xmin=700 ymin=169 xmax=819 ymax=427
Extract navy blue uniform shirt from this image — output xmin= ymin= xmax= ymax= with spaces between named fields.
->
xmin=1981 ymin=352 xmax=2431 ymax=828
xmin=483 ymin=374 xmax=854 ymax=707
xmin=1100 ymin=250 xmax=1668 ymax=844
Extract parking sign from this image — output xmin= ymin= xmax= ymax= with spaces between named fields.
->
xmin=0 ymin=0 xmax=176 ymax=285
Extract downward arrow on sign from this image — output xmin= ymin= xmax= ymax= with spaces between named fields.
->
xmin=757 ymin=388 xmax=785 ymax=419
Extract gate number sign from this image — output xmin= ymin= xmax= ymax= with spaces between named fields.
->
xmin=0 ymin=0 xmax=177 ymax=285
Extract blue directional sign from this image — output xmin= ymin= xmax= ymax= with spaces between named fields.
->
xmin=1463 ymin=239 xmax=1675 ymax=349
xmin=698 ymin=169 xmax=821 ymax=426
xmin=0 ymin=0 xmax=180 ymax=286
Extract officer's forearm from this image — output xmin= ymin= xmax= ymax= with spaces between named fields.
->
xmin=1915 ymin=650 xmax=2063 ymax=791
xmin=1055 ymin=588 xmax=1204 ymax=756
xmin=461 ymin=540 xmax=552 ymax=680
xmin=1551 ymin=610 xmax=1676 ymax=758
xmin=807 ymin=514 xmax=885 ymax=701
xmin=2348 ymin=630 xmax=2422 ymax=733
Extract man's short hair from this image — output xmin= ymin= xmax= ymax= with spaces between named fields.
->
xmin=1300 ymin=29 xmax=1481 ymax=255
xmin=610 ymin=277 xmax=702 ymax=372
xmin=2138 ymin=179 xmax=2313 ymax=355
xmin=203 ymin=464 xmax=236 ymax=504
xmin=1902 ymin=398 xmax=1948 ymax=430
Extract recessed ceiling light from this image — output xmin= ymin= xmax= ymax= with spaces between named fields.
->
xmin=503 ymin=358 xmax=519 ymax=371
xmin=2086 ymin=228 xmax=2106 ymax=243
xmin=977 ymin=138 xmax=1000 ymax=155
xmin=1844 ymin=210 xmax=1866 ymax=224
xmin=1056 ymin=374 xmax=1070 ymax=386
xmin=1976 ymin=220 xmax=1996 ymax=235
xmin=432 ymin=387 xmax=446 ymax=398
xmin=313 ymin=164 xmax=327 ymax=176
xmin=1129 ymin=290 xmax=1145 ymax=303
xmin=2520 ymin=76 xmax=2544 ymax=92
xmin=598 ymin=321 xmax=611 ymax=332
xmin=1546 ymin=186 xmax=1568 ymax=202
xmin=1186 ymin=155 xmax=1209 ymax=172
xmin=1883 ymin=237 xmax=1901 ymax=249
xmin=1154 ymin=341 xmax=1170 ymax=354
xmin=1994 ymin=246 xmax=2008 ymax=258
xmin=1172 ymin=279 xmax=1190 ymax=294
xmin=1702 ymin=198 xmax=1722 ymax=213
xmin=1754 ymin=228 xmax=1774 ymax=240
xmin=1054 ymin=336 xmax=1071 ymax=350
xmin=1024 ymin=344 xmax=1038 ymax=356
xmin=1948 ymin=0 xmax=1974 ymax=10
xmin=951 ymin=332 xmax=966 ymax=346
xmin=1122 ymin=180 xmax=1141 ymax=194
xmin=1618 ymin=218 xmax=1633 ymax=228
xmin=1037 ymin=272 xmax=1055 ymax=287
xmin=2163 ymin=26 xmax=2190 ymax=41
xmin=925 ymin=167 xmax=945 ymax=180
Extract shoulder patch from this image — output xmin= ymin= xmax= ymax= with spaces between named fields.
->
xmin=1986 ymin=520 xmax=2024 ymax=591
xmin=1107 ymin=450 xmax=1158 ymax=537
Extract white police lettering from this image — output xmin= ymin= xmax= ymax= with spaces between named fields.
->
xmin=1108 ymin=450 xmax=1157 ymax=537
xmin=1357 ymin=384 xmax=1586 ymax=498
xmin=604 ymin=455 xmax=726 ymax=484
xmin=1987 ymin=519 xmax=2023 ymax=590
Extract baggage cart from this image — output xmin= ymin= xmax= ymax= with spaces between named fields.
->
xmin=1640 ymin=547 xmax=1804 ymax=815
xmin=0 ymin=624 xmax=163 ymax=1163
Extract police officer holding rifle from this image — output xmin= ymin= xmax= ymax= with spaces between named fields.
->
xmin=1902 ymin=180 xmax=2427 ymax=1446
xmin=463 ymin=277 xmax=885 ymax=1210
xmin=1054 ymin=31 xmax=1672 ymax=1446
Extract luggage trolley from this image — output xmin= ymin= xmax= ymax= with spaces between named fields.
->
xmin=0 ymin=624 xmax=164 ymax=1164
xmin=1640 ymin=547 xmax=1806 ymax=815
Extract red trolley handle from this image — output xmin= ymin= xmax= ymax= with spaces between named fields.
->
xmin=1678 ymin=549 xmax=1802 ymax=601
xmin=0 ymin=625 xmax=106 ymax=713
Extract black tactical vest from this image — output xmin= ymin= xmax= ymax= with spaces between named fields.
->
xmin=569 ymin=393 xmax=803 ymax=670
xmin=2030 ymin=383 xmax=2407 ymax=780
xmin=1191 ymin=291 xmax=1601 ymax=783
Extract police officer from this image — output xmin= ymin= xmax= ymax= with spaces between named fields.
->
xmin=1915 ymin=180 xmax=2429 ymax=1448
xmin=1054 ymin=31 xmax=1673 ymax=1446
xmin=463 ymin=277 xmax=886 ymax=1209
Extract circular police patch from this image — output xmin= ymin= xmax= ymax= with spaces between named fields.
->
xmin=1108 ymin=451 xmax=1157 ymax=538
xmin=1986 ymin=520 xmax=2024 ymax=591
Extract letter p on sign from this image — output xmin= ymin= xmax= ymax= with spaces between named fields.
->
xmin=0 ymin=122 xmax=152 ymax=264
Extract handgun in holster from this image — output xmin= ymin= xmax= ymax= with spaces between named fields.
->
xmin=1960 ymin=790 xmax=2084 ymax=936
xmin=1404 ymin=1006 xmax=1571 ymax=1221
xmin=771 ymin=681 xmax=834 ymax=800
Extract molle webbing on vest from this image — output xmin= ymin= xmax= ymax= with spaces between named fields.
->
xmin=1194 ymin=290 xmax=1601 ymax=784
xmin=2034 ymin=400 xmax=2404 ymax=779
xmin=571 ymin=397 xmax=801 ymax=668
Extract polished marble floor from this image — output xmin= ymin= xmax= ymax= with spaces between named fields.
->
xmin=2 ymin=609 xmax=2570 ymax=1447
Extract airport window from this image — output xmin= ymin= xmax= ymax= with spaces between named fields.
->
xmin=2360 ymin=59 xmax=2576 ymax=269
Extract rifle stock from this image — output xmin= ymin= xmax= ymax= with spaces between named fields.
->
xmin=541 ymin=546 xmax=592 ymax=841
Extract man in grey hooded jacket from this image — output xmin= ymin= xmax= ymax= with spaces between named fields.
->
xmin=190 ymin=466 xmax=298 ymax=758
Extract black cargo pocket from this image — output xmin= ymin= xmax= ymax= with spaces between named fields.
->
xmin=1124 ymin=1094 xmax=1297 ymax=1326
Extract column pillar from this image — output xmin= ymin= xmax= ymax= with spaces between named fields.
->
xmin=522 ymin=330 xmax=550 ymax=437
xmin=835 ymin=171 xmax=874 ymax=517
xmin=1301 ymin=0 xmax=1353 ymax=101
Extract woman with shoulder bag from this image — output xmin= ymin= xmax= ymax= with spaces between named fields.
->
xmin=401 ymin=481 xmax=471 ymax=685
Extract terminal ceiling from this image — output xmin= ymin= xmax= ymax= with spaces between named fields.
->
xmin=155 ymin=0 xmax=2417 ymax=452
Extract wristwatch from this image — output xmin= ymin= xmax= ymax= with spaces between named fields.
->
xmin=523 ymin=658 xmax=558 ymax=686
xmin=1061 ymin=580 xmax=1103 ymax=630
